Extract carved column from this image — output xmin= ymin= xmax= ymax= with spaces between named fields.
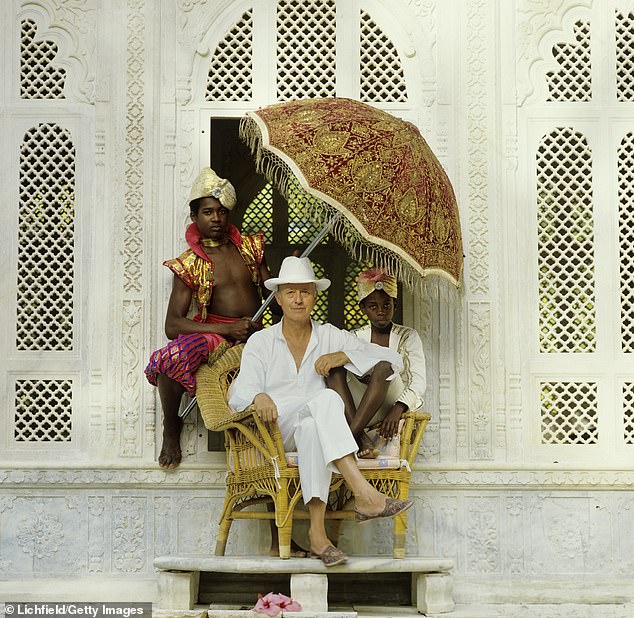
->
xmin=464 ymin=0 xmax=495 ymax=461
xmin=119 ymin=0 xmax=147 ymax=458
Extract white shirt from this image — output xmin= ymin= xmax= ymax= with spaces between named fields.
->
xmin=352 ymin=322 xmax=426 ymax=411
xmin=228 ymin=319 xmax=403 ymax=415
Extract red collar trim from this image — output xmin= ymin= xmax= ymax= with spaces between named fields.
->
xmin=185 ymin=223 xmax=242 ymax=261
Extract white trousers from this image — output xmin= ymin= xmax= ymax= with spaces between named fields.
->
xmin=277 ymin=389 xmax=358 ymax=504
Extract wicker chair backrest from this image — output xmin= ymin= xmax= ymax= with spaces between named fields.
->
xmin=196 ymin=343 xmax=245 ymax=429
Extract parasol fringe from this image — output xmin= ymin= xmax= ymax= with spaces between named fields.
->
xmin=239 ymin=115 xmax=462 ymax=299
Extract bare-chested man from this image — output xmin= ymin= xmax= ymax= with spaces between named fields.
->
xmin=145 ymin=167 xmax=272 ymax=468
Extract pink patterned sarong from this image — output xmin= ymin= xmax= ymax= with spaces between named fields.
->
xmin=144 ymin=314 xmax=239 ymax=394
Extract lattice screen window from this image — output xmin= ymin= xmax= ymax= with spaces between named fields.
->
xmin=616 ymin=11 xmax=634 ymax=101
xmin=619 ymin=133 xmax=634 ymax=352
xmin=344 ymin=261 xmax=372 ymax=331
xmin=14 ymin=379 xmax=73 ymax=442
xmin=536 ymin=128 xmax=596 ymax=353
xmin=20 ymin=18 xmax=66 ymax=99
xmin=360 ymin=10 xmax=407 ymax=103
xmin=241 ymin=183 xmax=273 ymax=326
xmin=17 ymin=123 xmax=75 ymax=351
xmin=287 ymin=179 xmax=326 ymax=246
xmin=540 ymin=381 xmax=598 ymax=444
xmin=242 ymin=182 xmax=273 ymax=243
xmin=206 ymin=9 xmax=253 ymax=101
xmin=624 ymin=383 xmax=634 ymax=444
xmin=310 ymin=260 xmax=328 ymax=323
xmin=276 ymin=0 xmax=336 ymax=100
xmin=546 ymin=20 xmax=592 ymax=102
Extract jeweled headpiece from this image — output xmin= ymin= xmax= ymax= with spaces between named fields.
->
xmin=189 ymin=167 xmax=237 ymax=210
xmin=357 ymin=268 xmax=398 ymax=302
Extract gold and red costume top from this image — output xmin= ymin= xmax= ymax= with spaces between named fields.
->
xmin=164 ymin=223 xmax=265 ymax=321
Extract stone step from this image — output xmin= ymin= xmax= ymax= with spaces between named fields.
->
xmin=155 ymin=555 xmax=455 ymax=615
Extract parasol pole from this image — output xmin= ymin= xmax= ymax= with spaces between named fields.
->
xmin=178 ymin=212 xmax=341 ymax=420
xmin=251 ymin=212 xmax=341 ymax=322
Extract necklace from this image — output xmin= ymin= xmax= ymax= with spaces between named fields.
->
xmin=201 ymin=237 xmax=229 ymax=248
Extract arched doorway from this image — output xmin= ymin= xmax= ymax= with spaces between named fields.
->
xmin=180 ymin=0 xmax=426 ymax=456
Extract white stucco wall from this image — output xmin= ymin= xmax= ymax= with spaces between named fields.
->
xmin=1 ymin=0 xmax=633 ymax=609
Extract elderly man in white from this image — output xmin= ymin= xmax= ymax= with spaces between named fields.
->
xmin=228 ymin=256 xmax=414 ymax=567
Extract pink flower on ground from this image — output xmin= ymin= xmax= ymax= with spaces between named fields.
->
xmin=278 ymin=594 xmax=302 ymax=612
xmin=253 ymin=592 xmax=303 ymax=615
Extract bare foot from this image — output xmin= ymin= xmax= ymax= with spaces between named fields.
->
xmin=358 ymin=448 xmax=380 ymax=459
xmin=357 ymin=432 xmax=380 ymax=459
xmin=159 ymin=420 xmax=183 ymax=469
xmin=158 ymin=438 xmax=182 ymax=468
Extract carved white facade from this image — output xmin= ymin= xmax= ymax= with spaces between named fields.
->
xmin=0 ymin=0 xmax=633 ymax=611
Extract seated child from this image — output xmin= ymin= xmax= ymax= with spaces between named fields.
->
xmin=347 ymin=269 xmax=427 ymax=441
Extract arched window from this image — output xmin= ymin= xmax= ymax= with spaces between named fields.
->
xmin=13 ymin=122 xmax=76 ymax=445
xmin=20 ymin=18 xmax=66 ymax=99
xmin=522 ymin=5 xmax=634 ymax=461
xmin=536 ymin=128 xmax=595 ymax=354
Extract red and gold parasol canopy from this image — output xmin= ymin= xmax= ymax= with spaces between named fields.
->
xmin=240 ymin=97 xmax=463 ymax=290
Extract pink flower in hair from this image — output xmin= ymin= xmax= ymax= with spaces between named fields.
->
xmin=358 ymin=268 xmax=388 ymax=283
xmin=357 ymin=268 xmax=398 ymax=301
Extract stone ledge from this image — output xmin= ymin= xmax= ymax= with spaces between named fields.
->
xmin=3 ymin=467 xmax=634 ymax=490
xmin=154 ymin=555 xmax=453 ymax=574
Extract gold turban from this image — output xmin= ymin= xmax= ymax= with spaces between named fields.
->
xmin=357 ymin=268 xmax=398 ymax=302
xmin=189 ymin=167 xmax=237 ymax=210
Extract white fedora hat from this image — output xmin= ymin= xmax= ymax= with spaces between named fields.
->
xmin=265 ymin=256 xmax=331 ymax=292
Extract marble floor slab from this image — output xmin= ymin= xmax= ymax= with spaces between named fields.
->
xmin=183 ymin=603 xmax=634 ymax=618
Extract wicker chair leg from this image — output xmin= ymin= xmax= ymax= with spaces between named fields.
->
xmin=215 ymin=517 xmax=233 ymax=556
xmin=393 ymin=513 xmax=406 ymax=559
xmin=392 ymin=481 xmax=410 ymax=558
xmin=277 ymin=520 xmax=293 ymax=559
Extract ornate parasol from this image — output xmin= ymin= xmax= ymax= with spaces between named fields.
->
xmin=239 ymin=97 xmax=463 ymax=295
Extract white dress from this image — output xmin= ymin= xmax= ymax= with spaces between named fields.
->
xmin=228 ymin=319 xmax=403 ymax=503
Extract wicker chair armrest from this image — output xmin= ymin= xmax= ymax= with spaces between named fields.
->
xmin=400 ymin=410 xmax=431 ymax=423
xmin=209 ymin=405 xmax=258 ymax=431
xmin=399 ymin=410 xmax=431 ymax=464
xmin=211 ymin=405 xmax=287 ymax=466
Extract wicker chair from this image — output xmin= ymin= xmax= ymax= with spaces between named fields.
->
xmin=195 ymin=343 xmax=430 ymax=559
